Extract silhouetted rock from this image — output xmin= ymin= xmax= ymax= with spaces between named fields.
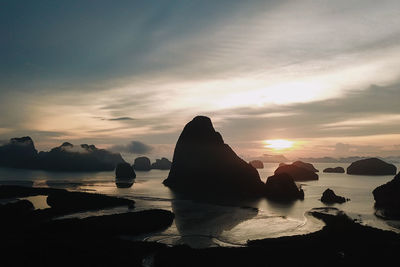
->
xmin=274 ymin=164 xmax=319 ymax=181
xmin=347 ymin=158 xmax=396 ymax=175
xmin=163 ymin=116 xmax=265 ymax=197
xmin=37 ymin=142 xmax=126 ymax=172
xmin=292 ymin=161 xmax=319 ymax=172
xmin=152 ymin=158 xmax=172 ymax=170
xmin=249 ymin=160 xmax=264 ymax=169
xmin=115 ymin=163 xmax=136 ymax=188
xmin=265 ymin=173 xmax=304 ymax=201
xmin=321 ymin=189 xmax=348 ymax=204
xmin=323 ymin=167 xmax=345 ymax=173
xmin=116 ymin=163 xmax=136 ymax=179
xmin=0 ymin=136 xmax=38 ymax=168
xmin=133 ymin=156 xmax=151 ymax=171
xmin=0 ymin=137 xmax=125 ymax=172
xmin=373 ymin=173 xmax=400 ymax=219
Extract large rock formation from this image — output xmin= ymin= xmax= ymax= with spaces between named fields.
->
xmin=133 ymin=156 xmax=151 ymax=171
xmin=347 ymin=158 xmax=396 ymax=175
xmin=163 ymin=116 xmax=265 ymax=197
xmin=321 ymin=189 xmax=348 ymax=204
xmin=152 ymin=158 xmax=172 ymax=170
xmin=274 ymin=164 xmax=319 ymax=181
xmin=37 ymin=142 xmax=125 ymax=171
xmin=292 ymin=161 xmax=319 ymax=172
xmin=373 ymin=172 xmax=400 ymax=219
xmin=0 ymin=136 xmax=38 ymax=168
xmin=0 ymin=137 xmax=125 ymax=172
xmin=265 ymin=173 xmax=304 ymax=201
xmin=249 ymin=160 xmax=264 ymax=169
xmin=323 ymin=167 xmax=345 ymax=173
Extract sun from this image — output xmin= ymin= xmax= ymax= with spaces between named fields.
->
xmin=264 ymin=139 xmax=294 ymax=150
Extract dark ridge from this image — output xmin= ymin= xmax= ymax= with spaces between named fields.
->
xmin=323 ymin=167 xmax=345 ymax=173
xmin=347 ymin=158 xmax=396 ymax=175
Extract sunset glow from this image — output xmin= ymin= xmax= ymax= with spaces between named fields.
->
xmin=264 ymin=139 xmax=295 ymax=150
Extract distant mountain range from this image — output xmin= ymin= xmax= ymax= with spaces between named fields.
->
xmin=250 ymin=154 xmax=400 ymax=164
xmin=298 ymin=156 xmax=400 ymax=164
xmin=251 ymin=154 xmax=290 ymax=163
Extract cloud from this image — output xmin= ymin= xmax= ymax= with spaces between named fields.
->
xmin=334 ymin=143 xmax=350 ymax=154
xmin=107 ymin=117 xmax=135 ymax=121
xmin=110 ymin=141 xmax=153 ymax=154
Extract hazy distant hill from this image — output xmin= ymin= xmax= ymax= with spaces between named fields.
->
xmin=252 ymin=154 xmax=290 ymax=163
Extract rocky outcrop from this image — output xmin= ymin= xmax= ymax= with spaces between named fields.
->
xmin=152 ymin=158 xmax=172 ymax=170
xmin=292 ymin=161 xmax=319 ymax=172
xmin=373 ymin=173 xmax=400 ymax=219
xmin=323 ymin=167 xmax=345 ymax=173
xmin=274 ymin=164 xmax=319 ymax=181
xmin=37 ymin=143 xmax=125 ymax=172
xmin=321 ymin=189 xmax=348 ymax=204
xmin=347 ymin=158 xmax=396 ymax=175
xmin=0 ymin=136 xmax=38 ymax=168
xmin=265 ymin=173 xmax=304 ymax=200
xmin=115 ymin=163 xmax=136 ymax=179
xmin=133 ymin=156 xmax=151 ymax=171
xmin=0 ymin=137 xmax=125 ymax=172
xmin=249 ymin=160 xmax=264 ymax=169
xmin=163 ymin=116 xmax=265 ymax=197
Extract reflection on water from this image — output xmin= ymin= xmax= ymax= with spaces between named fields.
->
xmin=115 ymin=178 xmax=135 ymax=188
xmin=1 ymin=163 xmax=400 ymax=247
xmin=170 ymin=199 xmax=258 ymax=247
xmin=20 ymin=195 xmax=50 ymax=210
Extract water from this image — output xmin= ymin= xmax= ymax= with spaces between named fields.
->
xmin=0 ymin=163 xmax=399 ymax=248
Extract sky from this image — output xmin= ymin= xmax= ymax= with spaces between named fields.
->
xmin=1 ymin=0 xmax=400 ymax=161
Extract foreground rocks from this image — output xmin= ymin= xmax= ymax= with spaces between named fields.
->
xmin=265 ymin=173 xmax=304 ymax=200
xmin=153 ymin=208 xmax=400 ymax=267
xmin=323 ymin=167 xmax=345 ymax=173
xmin=0 ymin=190 xmax=174 ymax=267
xmin=164 ymin=116 xmax=265 ymax=197
xmin=0 ymin=185 xmax=135 ymax=215
xmin=249 ymin=160 xmax=264 ymax=169
xmin=347 ymin=158 xmax=396 ymax=175
xmin=0 ymin=137 xmax=125 ymax=171
xmin=373 ymin=172 xmax=400 ymax=219
xmin=321 ymin=189 xmax=348 ymax=204
xmin=274 ymin=163 xmax=319 ymax=181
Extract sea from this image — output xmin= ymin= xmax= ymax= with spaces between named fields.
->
xmin=1 ymin=163 xmax=399 ymax=248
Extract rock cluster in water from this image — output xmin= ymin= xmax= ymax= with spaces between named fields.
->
xmin=133 ymin=156 xmax=172 ymax=171
xmin=0 ymin=137 xmax=125 ymax=171
xmin=152 ymin=158 xmax=172 ymax=170
xmin=323 ymin=167 xmax=345 ymax=173
xmin=347 ymin=158 xmax=396 ymax=175
xmin=133 ymin=156 xmax=152 ymax=171
xmin=321 ymin=189 xmax=348 ymax=204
